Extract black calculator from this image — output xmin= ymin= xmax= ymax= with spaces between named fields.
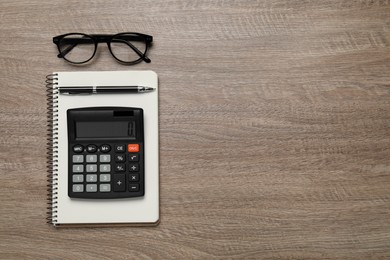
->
xmin=67 ymin=107 xmax=144 ymax=199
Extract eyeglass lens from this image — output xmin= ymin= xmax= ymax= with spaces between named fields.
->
xmin=110 ymin=34 xmax=146 ymax=63
xmin=59 ymin=34 xmax=95 ymax=63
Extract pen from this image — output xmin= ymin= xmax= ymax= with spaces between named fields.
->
xmin=59 ymin=86 xmax=155 ymax=95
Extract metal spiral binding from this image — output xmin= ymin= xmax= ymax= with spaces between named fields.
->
xmin=46 ymin=73 xmax=59 ymax=226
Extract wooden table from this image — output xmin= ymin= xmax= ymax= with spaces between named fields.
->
xmin=1 ymin=1 xmax=389 ymax=258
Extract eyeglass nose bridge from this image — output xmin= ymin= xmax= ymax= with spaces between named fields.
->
xmin=91 ymin=34 xmax=112 ymax=43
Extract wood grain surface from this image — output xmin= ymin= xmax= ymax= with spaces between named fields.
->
xmin=0 ymin=0 xmax=390 ymax=259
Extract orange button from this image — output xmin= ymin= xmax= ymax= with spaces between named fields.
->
xmin=128 ymin=144 xmax=139 ymax=152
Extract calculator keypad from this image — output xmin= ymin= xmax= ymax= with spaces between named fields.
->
xmin=69 ymin=143 xmax=144 ymax=199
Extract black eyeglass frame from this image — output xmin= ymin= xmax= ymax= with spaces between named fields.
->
xmin=53 ymin=32 xmax=153 ymax=65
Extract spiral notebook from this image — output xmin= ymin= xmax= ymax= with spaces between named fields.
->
xmin=46 ymin=70 xmax=159 ymax=227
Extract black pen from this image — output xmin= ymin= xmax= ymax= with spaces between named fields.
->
xmin=59 ymin=86 xmax=155 ymax=95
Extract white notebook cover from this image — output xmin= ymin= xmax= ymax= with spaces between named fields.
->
xmin=50 ymin=71 xmax=159 ymax=226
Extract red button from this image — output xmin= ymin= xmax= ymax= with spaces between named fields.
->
xmin=127 ymin=144 xmax=139 ymax=152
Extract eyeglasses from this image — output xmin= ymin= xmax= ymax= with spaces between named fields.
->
xmin=53 ymin=32 xmax=153 ymax=65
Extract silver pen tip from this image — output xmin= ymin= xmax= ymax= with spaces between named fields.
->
xmin=140 ymin=86 xmax=155 ymax=92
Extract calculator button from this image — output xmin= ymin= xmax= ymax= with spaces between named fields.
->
xmin=127 ymin=144 xmax=139 ymax=153
xmin=128 ymin=153 xmax=139 ymax=162
xmin=72 ymin=174 xmax=84 ymax=183
xmin=73 ymin=145 xmax=84 ymax=153
xmin=100 ymin=144 xmax=111 ymax=153
xmin=115 ymin=144 xmax=126 ymax=153
xmin=86 ymin=184 xmax=97 ymax=192
xmin=114 ymin=154 xmax=126 ymax=163
xmin=99 ymin=174 xmax=111 ymax=182
xmin=100 ymin=164 xmax=111 ymax=172
xmin=86 ymin=174 xmax=97 ymax=182
xmin=115 ymin=164 xmax=126 ymax=172
xmin=113 ymin=174 xmax=126 ymax=192
xmin=129 ymin=184 xmax=139 ymax=192
xmin=72 ymin=155 xmax=84 ymax=163
xmin=129 ymin=174 xmax=139 ymax=182
xmin=72 ymin=165 xmax=84 ymax=173
xmin=129 ymin=163 xmax=139 ymax=172
xmin=86 ymin=144 xmax=97 ymax=153
xmin=86 ymin=155 xmax=97 ymax=163
xmin=86 ymin=164 xmax=97 ymax=172
xmin=99 ymin=154 xmax=111 ymax=163
xmin=73 ymin=184 xmax=84 ymax=192
xmin=100 ymin=184 xmax=111 ymax=192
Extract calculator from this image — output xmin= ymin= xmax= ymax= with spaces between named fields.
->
xmin=67 ymin=107 xmax=145 ymax=199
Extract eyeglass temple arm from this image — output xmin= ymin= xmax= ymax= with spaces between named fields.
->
xmin=111 ymin=38 xmax=151 ymax=63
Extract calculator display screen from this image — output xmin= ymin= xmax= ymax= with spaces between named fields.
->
xmin=76 ymin=121 xmax=132 ymax=138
